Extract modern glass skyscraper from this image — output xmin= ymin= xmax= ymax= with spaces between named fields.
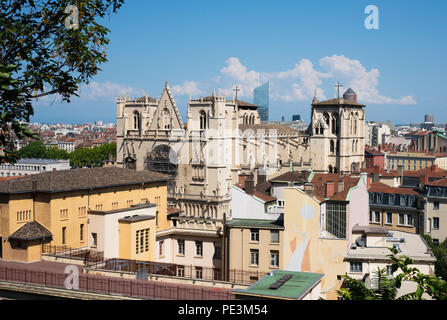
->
xmin=253 ymin=82 xmax=269 ymax=122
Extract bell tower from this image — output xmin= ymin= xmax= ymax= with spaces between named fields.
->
xmin=310 ymin=86 xmax=365 ymax=174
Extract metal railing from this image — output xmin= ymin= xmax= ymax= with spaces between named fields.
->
xmin=89 ymin=258 xmax=268 ymax=285
xmin=0 ymin=266 xmax=235 ymax=300
xmin=42 ymin=245 xmax=104 ymax=266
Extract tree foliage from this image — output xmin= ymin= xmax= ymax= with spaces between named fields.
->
xmin=16 ymin=140 xmax=115 ymax=167
xmin=338 ymin=247 xmax=447 ymax=300
xmin=0 ymin=0 xmax=123 ymax=162
xmin=422 ymin=234 xmax=447 ymax=282
xmin=69 ymin=142 xmax=115 ymax=168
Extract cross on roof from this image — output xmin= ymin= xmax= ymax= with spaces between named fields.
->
xmin=233 ymin=84 xmax=241 ymax=101
xmin=334 ymin=82 xmax=343 ymax=99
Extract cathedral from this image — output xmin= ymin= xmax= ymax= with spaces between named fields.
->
xmin=116 ymin=81 xmax=365 ymax=268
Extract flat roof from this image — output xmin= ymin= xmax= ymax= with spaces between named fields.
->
xmin=233 ymin=270 xmax=323 ymax=300
xmin=118 ymin=215 xmax=155 ymax=223
xmin=15 ymin=158 xmax=70 ymax=164
xmin=225 ymin=218 xmax=284 ymax=230
xmin=88 ymin=203 xmax=156 ymax=215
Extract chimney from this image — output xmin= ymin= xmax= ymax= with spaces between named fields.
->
xmin=245 ymin=174 xmax=255 ymax=195
xmin=257 ymin=171 xmax=266 ymax=185
xmin=325 ymin=181 xmax=336 ymax=198
xmin=372 ymin=166 xmax=380 ymax=183
xmin=238 ymin=174 xmax=248 ymax=188
xmin=338 ymin=178 xmax=345 ymax=193
xmin=304 ymin=183 xmax=315 ymax=197
xmin=397 ymin=165 xmax=403 ymax=178
xmin=420 ymin=174 xmax=429 ymax=188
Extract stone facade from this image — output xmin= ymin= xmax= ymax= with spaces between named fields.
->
xmin=116 ymin=82 xmax=366 ymax=268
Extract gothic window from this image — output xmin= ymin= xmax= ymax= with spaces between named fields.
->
xmin=161 ymin=108 xmax=171 ymax=130
xmin=133 ymin=111 xmax=141 ymax=130
xmin=315 ymin=123 xmax=323 ymax=135
xmin=199 ymin=110 xmax=207 ymax=130
xmin=331 ymin=113 xmax=339 ymax=135
xmin=328 ymin=165 xmax=333 ymax=173
xmin=323 ymin=112 xmax=330 ymax=129
xmin=330 ymin=140 xmax=335 ymax=154
xmin=354 ymin=112 xmax=359 ymax=134
xmin=249 ymin=114 xmax=255 ymax=124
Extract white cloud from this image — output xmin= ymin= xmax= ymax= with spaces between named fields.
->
xmin=219 ymin=57 xmax=260 ymax=98
xmin=77 ymin=81 xmax=145 ymax=101
xmin=318 ymin=54 xmax=416 ymax=105
xmin=173 ymin=55 xmax=416 ymax=106
xmin=171 ymin=81 xmax=204 ymax=96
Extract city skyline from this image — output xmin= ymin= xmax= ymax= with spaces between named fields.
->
xmin=32 ymin=1 xmax=446 ymax=125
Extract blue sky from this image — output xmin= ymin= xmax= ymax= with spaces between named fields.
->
xmin=32 ymin=0 xmax=447 ymax=125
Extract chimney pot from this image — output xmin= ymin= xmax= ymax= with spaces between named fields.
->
xmin=325 ymin=181 xmax=336 ymax=198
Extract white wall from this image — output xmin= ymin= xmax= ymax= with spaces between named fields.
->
xmin=231 ymin=185 xmax=280 ymax=221
xmin=89 ymin=206 xmax=156 ymax=259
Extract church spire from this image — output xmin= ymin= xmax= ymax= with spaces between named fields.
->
xmin=312 ymin=89 xmax=318 ymax=104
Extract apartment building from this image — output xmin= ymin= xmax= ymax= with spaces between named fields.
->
xmin=420 ymin=178 xmax=447 ymax=245
xmin=368 ymin=182 xmax=421 ymax=234
xmin=0 ymin=158 xmax=70 ymax=177
xmin=345 ymin=226 xmax=435 ymax=298
xmin=0 ymin=167 xmax=168 ymax=262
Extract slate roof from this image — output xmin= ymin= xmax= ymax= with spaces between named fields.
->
xmin=226 ymin=218 xmax=284 ymax=230
xmin=9 ymin=221 xmax=52 ymax=241
xmin=269 ymin=171 xmax=311 ymax=184
xmin=312 ymin=97 xmax=365 ymax=107
xmin=239 ymin=123 xmax=302 ymax=135
xmin=236 ymin=99 xmax=259 ymax=108
xmin=0 ymin=167 xmax=168 ymax=194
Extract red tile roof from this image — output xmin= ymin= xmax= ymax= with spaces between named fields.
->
xmin=427 ymin=179 xmax=447 ymax=187
xmin=368 ymin=182 xmax=419 ymax=195
xmin=167 ymin=206 xmax=183 ymax=215
xmin=311 ymin=173 xmax=360 ymax=201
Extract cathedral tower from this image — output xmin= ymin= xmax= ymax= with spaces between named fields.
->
xmin=309 ymin=87 xmax=365 ymax=174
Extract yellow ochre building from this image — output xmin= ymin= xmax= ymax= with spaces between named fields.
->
xmin=0 ymin=167 xmax=168 ymax=263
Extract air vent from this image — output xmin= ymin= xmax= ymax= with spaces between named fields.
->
xmin=269 ymin=274 xmax=293 ymax=290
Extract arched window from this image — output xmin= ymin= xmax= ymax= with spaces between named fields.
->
xmin=330 ymin=140 xmax=335 ymax=153
xmin=354 ymin=112 xmax=359 ymax=134
xmin=243 ymin=114 xmax=248 ymax=124
xmin=352 ymin=140 xmax=355 ymax=153
xmin=332 ymin=113 xmax=339 ymax=135
xmin=328 ymin=165 xmax=333 ymax=173
xmin=249 ymin=114 xmax=255 ymax=124
xmin=323 ymin=112 xmax=330 ymax=129
xmin=133 ymin=111 xmax=141 ymax=130
xmin=199 ymin=110 xmax=207 ymax=130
